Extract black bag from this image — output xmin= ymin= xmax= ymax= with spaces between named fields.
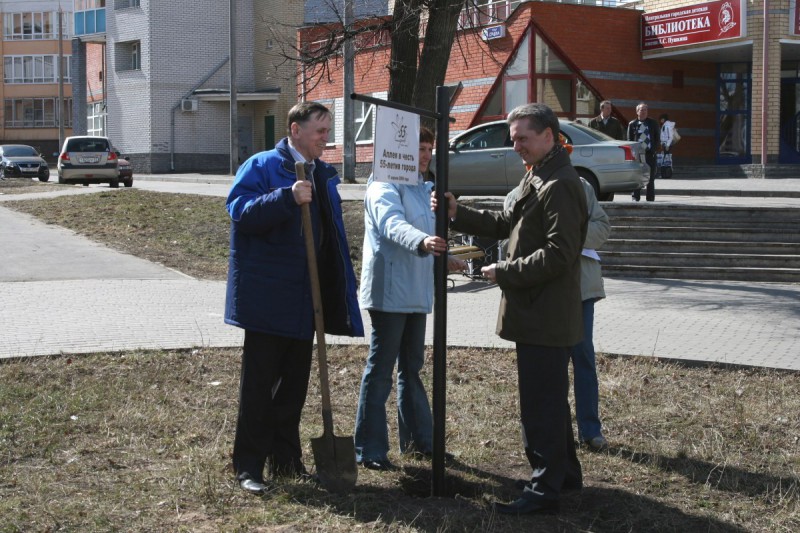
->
xmin=661 ymin=165 xmax=673 ymax=179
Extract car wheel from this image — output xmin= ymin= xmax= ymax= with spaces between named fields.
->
xmin=39 ymin=175 xmax=50 ymax=182
xmin=123 ymin=178 xmax=133 ymax=188
xmin=110 ymin=179 xmax=120 ymax=188
xmin=83 ymin=182 xmax=89 ymax=186
xmin=578 ymin=169 xmax=602 ymax=200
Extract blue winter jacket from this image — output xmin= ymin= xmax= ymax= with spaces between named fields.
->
xmin=224 ymin=138 xmax=364 ymax=340
xmin=359 ymin=176 xmax=436 ymax=313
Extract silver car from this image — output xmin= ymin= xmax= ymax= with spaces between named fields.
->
xmin=57 ymin=136 xmax=120 ymax=187
xmin=438 ymin=119 xmax=649 ymax=200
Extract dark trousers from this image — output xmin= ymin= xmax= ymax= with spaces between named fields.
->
xmin=232 ymin=330 xmax=313 ymax=481
xmin=516 ymin=343 xmax=582 ymax=501
xmin=633 ymin=150 xmax=657 ymax=201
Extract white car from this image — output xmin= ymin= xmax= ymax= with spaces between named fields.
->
xmin=436 ymin=119 xmax=649 ymax=200
xmin=57 ymin=136 xmax=120 ymax=187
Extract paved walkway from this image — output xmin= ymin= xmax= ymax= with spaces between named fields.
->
xmin=1 ymin=175 xmax=798 ymax=370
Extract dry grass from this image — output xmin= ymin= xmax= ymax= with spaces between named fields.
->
xmin=0 ymin=178 xmax=55 ymax=195
xmin=1 ymin=188 xmax=799 ymax=532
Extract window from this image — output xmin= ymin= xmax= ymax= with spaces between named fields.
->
xmin=131 ymin=42 xmax=140 ymax=70
xmin=4 ymin=98 xmax=72 ymax=128
xmin=355 ymin=100 xmax=374 ymax=143
xmin=115 ymin=0 xmax=141 ymax=9
xmin=477 ymin=26 xmax=601 ymax=123
xmin=115 ymin=40 xmax=141 ymax=71
xmin=4 ymin=55 xmax=71 ymax=83
xmin=453 ymin=123 xmax=509 ymax=151
xmin=3 ymin=11 xmax=71 ymax=40
xmin=87 ymin=102 xmax=106 ymax=136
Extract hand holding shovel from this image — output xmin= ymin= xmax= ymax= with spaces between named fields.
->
xmin=295 ymin=161 xmax=358 ymax=493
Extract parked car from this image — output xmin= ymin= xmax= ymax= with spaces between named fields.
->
xmin=116 ymin=152 xmax=134 ymax=187
xmin=57 ymin=136 xmax=120 ymax=187
xmin=0 ymin=144 xmax=50 ymax=182
xmin=435 ymin=119 xmax=649 ymax=200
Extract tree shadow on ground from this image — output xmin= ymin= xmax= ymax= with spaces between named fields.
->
xmin=285 ymin=458 xmax=748 ymax=532
xmin=607 ymin=444 xmax=799 ymax=500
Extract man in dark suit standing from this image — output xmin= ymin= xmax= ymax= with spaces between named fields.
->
xmin=437 ymin=103 xmax=588 ymax=515
xmin=589 ymin=100 xmax=624 ymax=140
xmin=627 ymin=102 xmax=660 ymax=202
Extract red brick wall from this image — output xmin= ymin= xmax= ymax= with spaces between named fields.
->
xmin=86 ymin=43 xmax=105 ymax=104
xmin=301 ymin=3 xmax=717 ymax=164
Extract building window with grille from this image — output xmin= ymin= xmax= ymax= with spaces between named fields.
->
xmin=3 ymin=55 xmax=71 ymax=83
xmin=87 ymin=102 xmax=106 ymax=136
xmin=3 ymin=11 xmax=71 ymax=40
xmin=355 ymin=100 xmax=374 ymax=143
xmin=4 ymin=97 xmax=72 ymax=128
xmin=115 ymin=0 xmax=141 ymax=9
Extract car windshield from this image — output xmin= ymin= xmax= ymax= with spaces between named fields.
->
xmin=4 ymin=146 xmax=38 ymax=157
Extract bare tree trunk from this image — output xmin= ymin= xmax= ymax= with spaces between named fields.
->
xmin=413 ymin=0 xmax=464 ymax=128
xmin=388 ymin=0 xmax=422 ymax=105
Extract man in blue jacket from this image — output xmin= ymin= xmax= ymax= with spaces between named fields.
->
xmin=225 ymin=101 xmax=364 ymax=495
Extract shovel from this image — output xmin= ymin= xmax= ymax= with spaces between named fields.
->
xmin=295 ymin=161 xmax=358 ymax=493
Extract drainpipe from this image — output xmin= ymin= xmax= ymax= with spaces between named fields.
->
xmin=761 ymin=0 xmax=768 ymax=173
xmin=170 ymin=56 xmax=230 ymax=171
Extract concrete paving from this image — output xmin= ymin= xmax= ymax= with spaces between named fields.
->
xmin=1 ymin=175 xmax=798 ymax=370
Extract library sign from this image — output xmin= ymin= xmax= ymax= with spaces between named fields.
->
xmin=641 ymin=0 xmax=743 ymax=51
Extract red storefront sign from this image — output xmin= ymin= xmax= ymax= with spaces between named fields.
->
xmin=641 ymin=0 xmax=743 ymax=51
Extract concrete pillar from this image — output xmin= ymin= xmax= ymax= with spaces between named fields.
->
xmin=70 ymin=39 xmax=87 ymax=136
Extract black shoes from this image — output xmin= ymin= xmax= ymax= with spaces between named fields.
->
xmin=358 ymin=458 xmax=399 ymax=471
xmin=493 ymin=496 xmax=559 ymax=515
xmin=406 ymin=450 xmax=455 ymax=462
xmin=238 ymin=476 xmax=271 ymax=495
xmin=269 ymin=457 xmax=317 ymax=482
xmin=584 ymin=435 xmax=609 ymax=452
xmin=515 ymin=477 xmax=582 ymax=492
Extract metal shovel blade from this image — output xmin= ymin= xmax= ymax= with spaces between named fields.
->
xmin=311 ymin=419 xmax=357 ymax=493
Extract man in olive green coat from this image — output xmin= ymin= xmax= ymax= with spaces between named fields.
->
xmin=438 ymin=103 xmax=588 ymax=515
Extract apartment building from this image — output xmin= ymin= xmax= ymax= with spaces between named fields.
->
xmin=70 ymin=0 xmax=303 ymax=173
xmin=0 ymin=0 xmax=73 ymax=159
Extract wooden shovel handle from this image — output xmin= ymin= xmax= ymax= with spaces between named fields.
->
xmin=295 ymin=162 xmax=335 ymax=434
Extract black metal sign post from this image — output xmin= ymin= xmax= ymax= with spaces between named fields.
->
xmin=350 ymin=90 xmax=451 ymax=497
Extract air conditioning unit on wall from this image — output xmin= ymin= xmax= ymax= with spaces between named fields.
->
xmin=181 ymin=99 xmax=198 ymax=112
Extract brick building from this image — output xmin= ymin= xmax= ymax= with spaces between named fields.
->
xmin=301 ymin=0 xmax=800 ymax=178
xmin=0 ymin=0 xmax=73 ymax=160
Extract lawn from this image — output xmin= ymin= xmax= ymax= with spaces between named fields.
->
xmin=1 ymin=188 xmax=798 ymax=532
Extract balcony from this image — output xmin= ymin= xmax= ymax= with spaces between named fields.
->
xmin=73 ymin=7 xmax=105 ymax=38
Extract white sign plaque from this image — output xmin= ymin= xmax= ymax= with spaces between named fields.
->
xmin=372 ymin=105 xmax=420 ymax=185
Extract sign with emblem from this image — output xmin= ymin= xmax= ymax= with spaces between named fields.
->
xmin=372 ymin=106 xmax=420 ymax=185
xmin=481 ymin=25 xmax=505 ymax=41
xmin=641 ymin=0 xmax=744 ymax=51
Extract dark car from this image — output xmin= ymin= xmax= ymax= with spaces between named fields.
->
xmin=116 ymin=152 xmax=134 ymax=187
xmin=0 ymin=144 xmax=50 ymax=182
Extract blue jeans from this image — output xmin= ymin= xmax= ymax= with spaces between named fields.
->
xmin=570 ymin=299 xmax=603 ymax=441
xmin=354 ymin=310 xmax=432 ymax=462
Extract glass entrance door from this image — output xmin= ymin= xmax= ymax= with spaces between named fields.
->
xmin=717 ymin=63 xmax=750 ymax=164
xmin=779 ymin=62 xmax=800 ymax=163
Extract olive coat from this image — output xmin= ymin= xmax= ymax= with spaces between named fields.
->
xmin=451 ymin=149 xmax=588 ymax=347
